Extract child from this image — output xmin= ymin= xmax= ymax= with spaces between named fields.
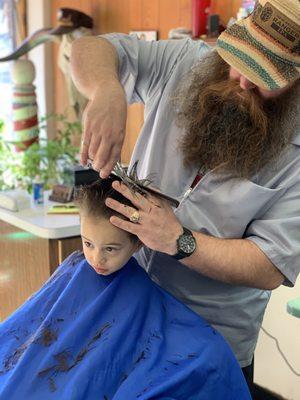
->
xmin=76 ymin=176 xmax=142 ymax=276
xmin=0 ymin=176 xmax=251 ymax=399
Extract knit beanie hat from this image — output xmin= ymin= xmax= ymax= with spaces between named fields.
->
xmin=216 ymin=0 xmax=300 ymax=90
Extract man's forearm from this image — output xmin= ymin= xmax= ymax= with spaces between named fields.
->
xmin=70 ymin=37 xmax=120 ymax=100
xmin=104 ymin=182 xmax=286 ymax=290
xmin=181 ymin=232 xmax=285 ymax=290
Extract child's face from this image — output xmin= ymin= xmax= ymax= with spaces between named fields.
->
xmin=80 ymin=215 xmax=140 ymax=275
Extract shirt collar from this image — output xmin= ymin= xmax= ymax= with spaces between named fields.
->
xmin=291 ymin=130 xmax=300 ymax=146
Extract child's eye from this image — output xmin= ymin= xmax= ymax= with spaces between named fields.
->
xmin=84 ymin=241 xmax=92 ymax=248
xmin=106 ymin=247 xmax=117 ymax=252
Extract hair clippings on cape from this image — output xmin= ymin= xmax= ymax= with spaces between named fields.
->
xmin=111 ymin=161 xmax=180 ymax=208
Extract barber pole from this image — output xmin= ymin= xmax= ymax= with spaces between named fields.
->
xmin=11 ymin=59 xmax=39 ymax=151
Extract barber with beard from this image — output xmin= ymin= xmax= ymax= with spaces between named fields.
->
xmin=71 ymin=0 xmax=300 ymax=392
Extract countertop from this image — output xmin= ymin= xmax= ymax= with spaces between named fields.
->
xmin=0 ymin=191 xmax=80 ymax=239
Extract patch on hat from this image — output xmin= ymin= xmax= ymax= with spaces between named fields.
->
xmin=253 ymin=2 xmax=299 ymax=52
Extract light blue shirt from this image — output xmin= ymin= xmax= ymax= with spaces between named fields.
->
xmin=103 ymin=33 xmax=300 ymax=367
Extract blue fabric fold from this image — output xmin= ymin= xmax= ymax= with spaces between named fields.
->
xmin=0 ymin=252 xmax=251 ymax=399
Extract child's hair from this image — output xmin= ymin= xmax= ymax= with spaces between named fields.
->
xmin=74 ymin=175 xmax=140 ymax=243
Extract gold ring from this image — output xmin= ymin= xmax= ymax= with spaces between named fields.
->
xmin=129 ymin=210 xmax=140 ymax=223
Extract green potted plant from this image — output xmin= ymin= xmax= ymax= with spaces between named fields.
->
xmin=0 ymin=114 xmax=81 ymax=193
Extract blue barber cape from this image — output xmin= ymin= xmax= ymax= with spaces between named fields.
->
xmin=0 ymin=252 xmax=251 ymax=399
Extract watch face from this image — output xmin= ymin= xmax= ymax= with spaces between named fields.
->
xmin=178 ymin=234 xmax=196 ymax=254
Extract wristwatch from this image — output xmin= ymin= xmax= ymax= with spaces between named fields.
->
xmin=172 ymin=227 xmax=196 ymax=260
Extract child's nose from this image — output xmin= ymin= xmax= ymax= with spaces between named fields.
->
xmin=94 ymin=251 xmax=106 ymax=265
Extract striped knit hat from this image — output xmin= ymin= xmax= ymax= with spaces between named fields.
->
xmin=216 ymin=0 xmax=300 ymax=90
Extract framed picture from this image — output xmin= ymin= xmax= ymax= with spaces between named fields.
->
xmin=129 ymin=30 xmax=157 ymax=41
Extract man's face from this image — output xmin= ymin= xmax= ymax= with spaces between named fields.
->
xmin=229 ymin=66 xmax=292 ymax=100
xmin=81 ymin=215 xmax=139 ymax=275
xmin=174 ymin=51 xmax=299 ymax=179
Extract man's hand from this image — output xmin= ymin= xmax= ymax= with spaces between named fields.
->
xmin=105 ymin=181 xmax=285 ymax=290
xmin=70 ymin=36 xmax=126 ymax=178
xmin=81 ymin=81 xmax=127 ymax=178
xmin=105 ymin=181 xmax=183 ymax=255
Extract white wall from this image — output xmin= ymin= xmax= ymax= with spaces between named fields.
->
xmin=26 ymin=0 xmax=54 ymax=139
xmin=254 ymin=280 xmax=300 ymax=399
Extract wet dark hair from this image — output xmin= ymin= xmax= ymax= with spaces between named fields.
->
xmin=74 ymin=175 xmax=140 ymax=243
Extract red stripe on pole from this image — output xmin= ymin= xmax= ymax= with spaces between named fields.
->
xmin=13 ymin=92 xmax=35 ymax=97
xmin=14 ymin=115 xmax=38 ymax=131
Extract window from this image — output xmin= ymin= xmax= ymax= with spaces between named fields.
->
xmin=0 ymin=0 xmax=15 ymax=123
